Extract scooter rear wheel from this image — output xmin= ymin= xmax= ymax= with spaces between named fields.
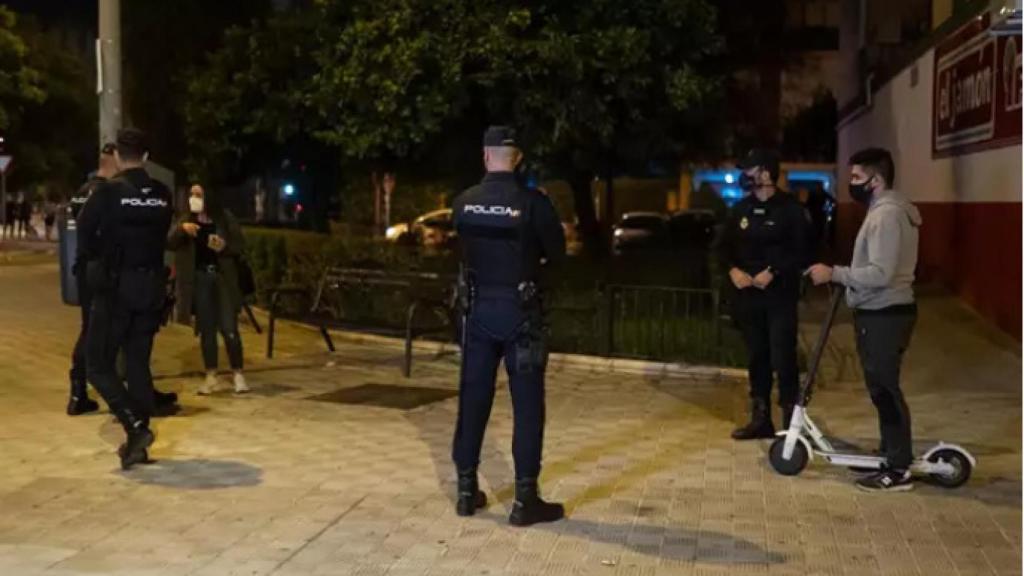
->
xmin=769 ymin=437 xmax=809 ymax=476
xmin=926 ymin=449 xmax=972 ymax=488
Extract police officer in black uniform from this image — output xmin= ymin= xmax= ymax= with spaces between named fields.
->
xmin=67 ymin=144 xmax=178 ymax=417
xmin=78 ymin=128 xmax=173 ymax=469
xmin=451 ymin=126 xmax=566 ymax=526
xmin=66 ymin=143 xmax=117 ymax=415
xmin=719 ymin=149 xmax=809 ymax=440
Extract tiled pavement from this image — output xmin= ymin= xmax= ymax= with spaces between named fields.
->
xmin=0 ymin=261 xmax=1019 ymax=576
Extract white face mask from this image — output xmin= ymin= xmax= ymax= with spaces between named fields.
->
xmin=189 ymin=196 xmax=204 ymax=214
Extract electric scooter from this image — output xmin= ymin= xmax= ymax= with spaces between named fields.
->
xmin=768 ymin=285 xmax=975 ymax=488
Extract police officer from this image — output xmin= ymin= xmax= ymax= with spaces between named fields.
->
xmin=67 ymin=144 xmax=178 ymax=416
xmin=66 ymin=143 xmax=117 ymax=415
xmin=78 ymin=128 xmax=173 ymax=469
xmin=719 ymin=148 xmax=809 ymax=440
xmin=451 ymin=126 xmax=566 ymax=526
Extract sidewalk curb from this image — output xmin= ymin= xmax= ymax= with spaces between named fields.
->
xmin=267 ymin=313 xmax=746 ymax=382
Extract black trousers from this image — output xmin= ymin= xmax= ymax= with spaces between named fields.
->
xmin=69 ymin=273 xmax=92 ymax=396
xmin=854 ymin=305 xmax=917 ymax=470
xmin=453 ymin=296 xmax=547 ymax=480
xmin=734 ymin=287 xmax=799 ymax=406
xmin=194 ymin=269 xmax=244 ymax=371
xmin=86 ymin=269 xmax=164 ymax=429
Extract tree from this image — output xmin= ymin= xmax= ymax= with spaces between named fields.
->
xmin=6 ymin=15 xmax=94 ymax=197
xmin=123 ymin=0 xmax=273 ymax=173
xmin=308 ymin=0 xmax=483 ymax=232
xmin=477 ymin=0 xmax=723 ymax=254
xmin=183 ymin=10 xmax=323 ymax=183
xmin=184 ymin=0 xmax=725 ymax=243
xmin=186 ymin=0 xmax=485 ymax=231
xmin=0 ymin=7 xmax=44 ymax=132
xmin=183 ymin=9 xmax=341 ymax=230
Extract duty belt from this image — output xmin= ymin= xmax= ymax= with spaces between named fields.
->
xmin=475 ymin=282 xmax=540 ymax=305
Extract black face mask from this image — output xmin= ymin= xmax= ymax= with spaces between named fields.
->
xmin=739 ymin=173 xmax=757 ymax=192
xmin=849 ymin=180 xmax=874 ymax=204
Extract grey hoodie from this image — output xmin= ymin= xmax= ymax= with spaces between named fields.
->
xmin=832 ymin=189 xmax=922 ymax=310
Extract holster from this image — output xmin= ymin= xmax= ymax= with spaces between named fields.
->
xmin=514 ymin=310 xmax=548 ymax=375
xmin=85 ymin=260 xmax=118 ymax=294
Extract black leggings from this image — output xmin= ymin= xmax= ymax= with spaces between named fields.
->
xmin=194 ymin=270 xmax=243 ymax=371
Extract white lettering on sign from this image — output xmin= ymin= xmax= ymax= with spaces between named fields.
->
xmin=463 ymin=204 xmax=521 ymax=218
xmin=939 ymin=66 xmax=993 ymax=130
xmin=932 ymin=13 xmax=1021 ymax=157
xmin=1004 ymin=36 xmax=1022 ymax=113
xmin=934 ymin=33 xmax=998 ymax=151
xmin=120 ymin=198 xmax=168 ymax=208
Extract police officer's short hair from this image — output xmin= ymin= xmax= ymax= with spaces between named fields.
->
xmin=849 ymin=147 xmax=895 ymax=187
xmin=115 ymin=128 xmax=148 ymax=162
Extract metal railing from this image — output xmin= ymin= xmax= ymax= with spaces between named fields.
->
xmin=602 ymin=284 xmax=725 ymax=365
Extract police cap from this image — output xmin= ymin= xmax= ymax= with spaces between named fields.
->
xmin=483 ymin=126 xmax=517 ymax=148
xmin=737 ymin=148 xmax=780 ymax=182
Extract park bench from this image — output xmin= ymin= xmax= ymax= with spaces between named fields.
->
xmin=266 ymin=266 xmax=457 ymax=377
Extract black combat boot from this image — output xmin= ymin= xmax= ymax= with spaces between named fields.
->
xmin=67 ymin=395 xmax=100 ymax=416
xmin=113 ymin=408 xmax=155 ymax=470
xmin=67 ymin=381 xmax=100 ymax=416
xmin=455 ymin=469 xmax=488 ymax=517
xmin=508 ymin=478 xmax=564 ymax=527
xmin=153 ymin=389 xmax=178 ymax=407
xmin=731 ymin=398 xmax=775 ymax=440
xmin=152 ymin=389 xmax=180 ymax=417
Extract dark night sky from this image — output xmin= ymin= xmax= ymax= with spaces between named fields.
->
xmin=0 ymin=0 xmax=96 ymax=30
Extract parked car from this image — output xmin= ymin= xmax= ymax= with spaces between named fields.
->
xmin=668 ymin=209 xmax=718 ymax=250
xmin=388 ymin=208 xmax=455 ymax=248
xmin=612 ymin=211 xmax=670 ymax=253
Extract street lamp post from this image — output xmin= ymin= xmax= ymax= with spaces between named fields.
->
xmin=98 ymin=0 xmax=123 ymax=146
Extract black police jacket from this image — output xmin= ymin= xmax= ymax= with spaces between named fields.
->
xmin=77 ymin=167 xmax=173 ymax=272
xmin=717 ymin=190 xmax=810 ymax=294
xmin=69 ymin=176 xmax=106 ymax=221
xmin=452 ymin=171 xmax=565 ymax=290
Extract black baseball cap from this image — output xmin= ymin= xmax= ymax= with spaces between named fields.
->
xmin=100 ymin=142 xmax=116 ymax=155
xmin=483 ymin=126 xmax=517 ymax=147
xmin=737 ymin=148 xmax=780 ymax=181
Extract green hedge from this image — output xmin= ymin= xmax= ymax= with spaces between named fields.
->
xmin=242 ymin=227 xmax=744 ymax=367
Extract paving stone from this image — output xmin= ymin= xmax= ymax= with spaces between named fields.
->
xmin=0 ymin=263 xmax=1017 ymax=576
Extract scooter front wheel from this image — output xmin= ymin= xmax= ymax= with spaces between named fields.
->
xmin=926 ymin=449 xmax=973 ymax=488
xmin=769 ymin=437 xmax=809 ymax=476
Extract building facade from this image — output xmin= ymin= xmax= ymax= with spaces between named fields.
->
xmin=836 ymin=0 xmax=1022 ymax=336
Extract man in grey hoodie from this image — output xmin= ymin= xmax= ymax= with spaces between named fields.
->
xmin=808 ymin=147 xmax=922 ymax=493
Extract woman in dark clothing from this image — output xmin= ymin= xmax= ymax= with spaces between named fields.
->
xmin=168 ymin=184 xmax=249 ymax=394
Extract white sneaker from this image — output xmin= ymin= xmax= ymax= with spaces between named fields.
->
xmin=198 ymin=372 xmax=218 ymax=395
xmin=233 ymin=372 xmax=250 ymax=394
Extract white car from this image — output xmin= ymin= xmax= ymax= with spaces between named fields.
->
xmin=387 ymin=208 xmax=455 ymax=248
xmin=612 ymin=212 xmax=669 ymax=253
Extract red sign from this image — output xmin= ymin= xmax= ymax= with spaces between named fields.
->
xmin=933 ymin=13 xmax=1022 ymax=157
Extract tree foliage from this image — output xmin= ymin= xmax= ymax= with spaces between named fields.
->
xmin=0 ymin=7 xmax=44 ymax=131
xmin=6 ymin=15 xmax=94 ymax=196
xmin=184 ymin=0 xmax=724 ymax=248
xmin=183 ymin=10 xmax=322 ymax=182
xmin=123 ymin=0 xmax=272 ymax=174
